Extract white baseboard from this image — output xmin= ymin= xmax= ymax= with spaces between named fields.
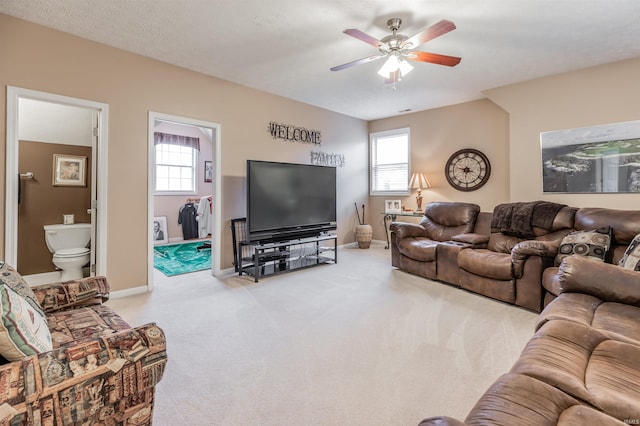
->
xmin=219 ymin=267 xmax=236 ymax=276
xmin=341 ymin=239 xmax=386 ymax=249
xmin=23 ymin=271 xmax=61 ymax=286
xmin=110 ymin=286 xmax=149 ymax=299
xmin=23 ymin=272 xmax=148 ymax=299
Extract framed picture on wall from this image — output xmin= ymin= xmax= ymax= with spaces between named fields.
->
xmin=53 ymin=154 xmax=87 ymax=187
xmin=541 ymin=120 xmax=640 ymax=193
xmin=204 ymin=160 xmax=213 ymax=183
xmin=385 ymin=200 xmax=402 ymax=214
xmin=153 ymin=216 xmax=168 ymax=245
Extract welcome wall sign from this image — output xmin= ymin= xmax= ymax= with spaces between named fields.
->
xmin=268 ymin=121 xmax=321 ymax=145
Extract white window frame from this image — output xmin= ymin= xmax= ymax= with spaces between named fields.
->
xmin=369 ymin=127 xmax=411 ymax=196
xmin=154 ymin=143 xmax=199 ymax=195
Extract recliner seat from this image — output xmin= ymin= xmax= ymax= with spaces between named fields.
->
xmin=391 ymin=202 xmax=480 ymax=280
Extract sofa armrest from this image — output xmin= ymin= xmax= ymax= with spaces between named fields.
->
xmin=511 ymin=240 xmax=559 ymax=278
xmin=31 ymin=276 xmax=110 ymax=314
xmin=557 ymin=255 xmax=640 ymax=307
xmin=390 ymin=222 xmax=427 ymax=240
xmin=0 ymin=323 xmax=167 ymax=424
xmin=418 ymin=416 xmax=467 ymax=426
xmin=451 ymin=233 xmax=489 ymax=248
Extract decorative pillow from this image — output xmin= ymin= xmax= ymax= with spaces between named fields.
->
xmin=0 ymin=262 xmax=45 ymax=318
xmin=555 ymin=227 xmax=611 ymax=266
xmin=619 ymin=233 xmax=640 ymax=271
xmin=0 ymin=282 xmax=52 ymax=361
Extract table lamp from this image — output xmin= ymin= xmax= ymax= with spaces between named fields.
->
xmin=409 ymin=173 xmax=431 ymax=211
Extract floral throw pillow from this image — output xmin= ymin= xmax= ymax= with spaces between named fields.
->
xmin=0 ymin=282 xmax=52 ymax=361
xmin=619 ymin=233 xmax=640 ymax=271
xmin=555 ymin=227 xmax=612 ymax=266
xmin=0 ymin=262 xmax=45 ymax=318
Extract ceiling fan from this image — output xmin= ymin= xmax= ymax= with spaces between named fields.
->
xmin=331 ymin=18 xmax=461 ymax=84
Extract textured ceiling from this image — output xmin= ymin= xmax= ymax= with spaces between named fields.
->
xmin=2 ymin=0 xmax=640 ymax=120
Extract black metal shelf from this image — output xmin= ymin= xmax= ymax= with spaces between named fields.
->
xmin=238 ymin=234 xmax=337 ymax=282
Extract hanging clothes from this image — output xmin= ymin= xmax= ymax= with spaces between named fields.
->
xmin=178 ymin=202 xmax=199 ymax=240
xmin=197 ymin=196 xmax=213 ymax=238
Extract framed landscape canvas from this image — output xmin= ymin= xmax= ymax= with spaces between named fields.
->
xmin=541 ymin=120 xmax=640 ymax=193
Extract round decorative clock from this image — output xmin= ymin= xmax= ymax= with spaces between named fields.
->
xmin=445 ymin=148 xmax=491 ymax=191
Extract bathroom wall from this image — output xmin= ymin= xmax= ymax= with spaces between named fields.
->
xmin=18 ymin=141 xmax=92 ymax=274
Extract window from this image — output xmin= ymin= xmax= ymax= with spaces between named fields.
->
xmin=155 ymin=143 xmax=197 ymax=194
xmin=370 ymin=128 xmax=410 ymax=196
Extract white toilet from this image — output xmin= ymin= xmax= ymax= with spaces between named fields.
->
xmin=44 ymin=223 xmax=91 ymax=281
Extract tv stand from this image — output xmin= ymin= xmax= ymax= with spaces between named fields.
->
xmin=238 ymin=234 xmax=337 ymax=282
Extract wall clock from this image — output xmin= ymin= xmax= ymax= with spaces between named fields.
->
xmin=445 ymin=148 xmax=491 ymax=191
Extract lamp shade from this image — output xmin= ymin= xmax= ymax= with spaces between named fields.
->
xmin=409 ymin=173 xmax=431 ymax=190
xmin=398 ymin=59 xmax=414 ymax=76
xmin=377 ymin=55 xmax=413 ymax=79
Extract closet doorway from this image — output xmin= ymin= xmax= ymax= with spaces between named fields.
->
xmin=147 ymin=112 xmax=221 ymax=289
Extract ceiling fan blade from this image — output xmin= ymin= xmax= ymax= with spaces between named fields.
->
xmin=330 ymin=54 xmax=385 ymax=72
xmin=407 ymin=51 xmax=461 ymax=67
xmin=343 ymin=28 xmax=385 ymax=49
xmin=403 ymin=19 xmax=456 ymax=49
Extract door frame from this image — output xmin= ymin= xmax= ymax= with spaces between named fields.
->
xmin=147 ymin=112 xmax=222 ymax=290
xmin=5 ymin=86 xmax=109 ymax=276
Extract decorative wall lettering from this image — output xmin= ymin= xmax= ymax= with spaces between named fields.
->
xmin=310 ymin=151 xmax=345 ymax=168
xmin=268 ymin=121 xmax=321 ymax=145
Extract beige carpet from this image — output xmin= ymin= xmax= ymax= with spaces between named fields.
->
xmin=106 ymin=243 xmax=537 ymax=426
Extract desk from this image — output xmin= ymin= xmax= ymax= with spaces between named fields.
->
xmin=382 ymin=211 xmax=424 ymax=249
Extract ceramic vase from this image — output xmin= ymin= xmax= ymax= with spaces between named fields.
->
xmin=355 ymin=224 xmax=373 ymax=249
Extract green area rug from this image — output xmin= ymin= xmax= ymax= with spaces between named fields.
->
xmin=154 ymin=241 xmax=211 ymax=276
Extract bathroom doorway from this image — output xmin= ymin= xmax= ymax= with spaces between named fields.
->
xmin=147 ymin=112 xmax=221 ymax=290
xmin=5 ymin=87 xmax=108 ymax=283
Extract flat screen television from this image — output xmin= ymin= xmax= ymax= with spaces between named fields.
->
xmin=247 ymin=160 xmax=337 ymax=242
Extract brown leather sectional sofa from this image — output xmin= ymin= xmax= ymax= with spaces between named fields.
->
xmin=390 ymin=202 xmax=640 ymax=424
xmin=391 ymin=201 xmax=640 ymax=312
xmin=419 ymin=255 xmax=640 ymax=425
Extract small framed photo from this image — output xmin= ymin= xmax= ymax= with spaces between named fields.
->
xmin=53 ymin=154 xmax=87 ymax=187
xmin=204 ymin=160 xmax=213 ymax=183
xmin=385 ymin=200 xmax=402 ymax=214
xmin=153 ymin=216 xmax=168 ymax=245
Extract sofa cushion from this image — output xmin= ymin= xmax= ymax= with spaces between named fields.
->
xmin=575 ymin=208 xmax=640 ymax=246
xmin=420 ymin=202 xmax=480 ymax=242
xmin=397 ymin=238 xmax=438 ymax=262
xmin=542 ymin=266 xmax=561 ymax=296
xmin=555 ymin=227 xmax=611 ymax=266
xmin=511 ymin=320 xmax=640 ymax=421
xmin=537 ymin=293 xmax=640 ymax=346
xmin=47 ymin=304 xmax=131 ymax=348
xmin=619 ymin=233 xmax=640 ymax=271
xmin=0 ymin=282 xmax=52 ymax=361
xmin=460 ymin=373 xmax=625 ymax=426
xmin=0 ymin=262 xmax=45 ymax=318
xmin=457 ymin=249 xmax=513 ymax=280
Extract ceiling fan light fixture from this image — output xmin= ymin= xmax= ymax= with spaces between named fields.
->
xmin=377 ymin=55 xmax=413 ymax=79
xmin=398 ymin=59 xmax=413 ymax=76
xmin=332 ymin=17 xmax=460 ymax=79
xmin=377 ymin=54 xmax=400 ymax=77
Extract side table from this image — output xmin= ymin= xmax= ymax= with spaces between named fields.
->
xmin=382 ymin=211 xmax=424 ymax=249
